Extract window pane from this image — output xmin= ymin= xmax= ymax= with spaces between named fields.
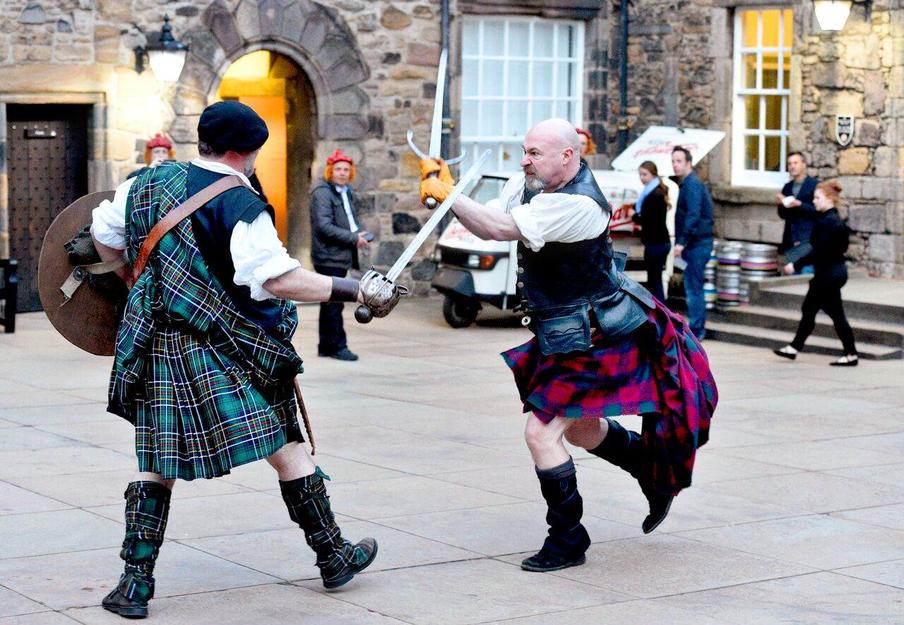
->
xmin=509 ymin=61 xmax=529 ymax=97
xmin=743 ymin=54 xmax=757 ymax=88
xmin=762 ymin=10 xmax=780 ymax=48
xmin=532 ymin=100 xmax=552 ymax=123
xmin=565 ymin=100 xmax=576 ymax=123
xmin=557 ymin=24 xmax=575 ymax=57
xmin=762 ymin=54 xmax=778 ymax=89
xmin=480 ymin=60 xmax=504 ymax=96
xmin=555 ymin=62 xmax=574 ymax=98
xmin=782 ymin=10 xmax=793 ymax=48
xmin=463 ymin=22 xmax=479 ymax=55
xmin=764 ymin=95 xmax=782 ymax=130
xmin=742 ymin=12 xmax=758 ymax=48
xmin=480 ymin=100 xmax=504 ymax=135
xmin=534 ymin=22 xmax=554 ymax=57
xmin=745 ymin=96 xmax=760 ymax=129
xmin=484 ymin=21 xmax=504 ymax=56
xmin=532 ymin=61 xmax=554 ymax=96
xmin=508 ymin=22 xmax=530 ymax=57
xmin=462 ymin=59 xmax=478 ymax=97
xmin=507 ymin=101 xmax=529 ymax=137
xmin=462 ymin=100 xmax=478 ymax=136
xmin=765 ymin=136 xmax=781 ymax=171
xmin=501 ymin=142 xmax=519 ymax=164
xmin=744 ymin=135 xmax=759 ymax=170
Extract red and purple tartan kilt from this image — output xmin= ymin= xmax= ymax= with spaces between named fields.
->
xmin=502 ymin=300 xmax=718 ymax=495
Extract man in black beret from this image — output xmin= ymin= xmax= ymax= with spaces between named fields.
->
xmin=90 ymin=100 xmax=403 ymax=618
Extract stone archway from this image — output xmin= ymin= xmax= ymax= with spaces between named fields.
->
xmin=166 ymin=0 xmax=371 ymax=260
xmin=168 ymin=0 xmax=371 ymax=150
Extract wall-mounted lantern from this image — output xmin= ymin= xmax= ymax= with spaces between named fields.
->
xmin=134 ymin=16 xmax=188 ymax=82
xmin=813 ymin=0 xmax=871 ymax=31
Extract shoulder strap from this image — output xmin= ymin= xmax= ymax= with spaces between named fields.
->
xmin=130 ymin=176 xmax=244 ymax=285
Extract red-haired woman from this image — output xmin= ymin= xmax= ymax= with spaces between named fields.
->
xmin=576 ymin=128 xmax=597 ymax=157
xmin=631 ymin=160 xmax=671 ymax=302
xmin=774 ymin=179 xmax=858 ymax=366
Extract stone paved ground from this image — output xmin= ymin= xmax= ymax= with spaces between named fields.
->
xmin=1 ymin=298 xmax=903 ymax=625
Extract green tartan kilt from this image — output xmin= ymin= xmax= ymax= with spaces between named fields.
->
xmin=133 ymin=325 xmax=304 ymax=480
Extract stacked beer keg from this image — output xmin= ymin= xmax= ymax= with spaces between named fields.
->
xmin=704 ymin=240 xmax=719 ymax=310
xmin=739 ymin=243 xmax=779 ymax=303
xmin=716 ymin=240 xmax=743 ymax=307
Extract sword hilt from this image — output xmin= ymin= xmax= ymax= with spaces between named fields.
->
xmin=424 ymin=171 xmax=439 ymax=209
xmin=355 ymin=304 xmax=373 ymax=324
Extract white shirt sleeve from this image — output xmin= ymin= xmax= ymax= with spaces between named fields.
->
xmin=231 ymin=212 xmax=301 ymax=301
xmin=90 ymin=177 xmax=136 ymax=250
xmin=509 ymin=192 xmax=610 ymax=252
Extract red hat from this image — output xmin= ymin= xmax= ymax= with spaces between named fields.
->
xmin=146 ymin=133 xmax=173 ymax=150
xmin=326 ymin=149 xmax=353 ymax=166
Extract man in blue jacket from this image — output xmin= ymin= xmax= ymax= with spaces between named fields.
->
xmin=776 ymin=151 xmax=819 ymax=274
xmin=671 ymin=146 xmax=714 ymax=340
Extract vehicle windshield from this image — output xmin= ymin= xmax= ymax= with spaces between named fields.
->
xmin=469 ymin=176 xmax=509 ymax=205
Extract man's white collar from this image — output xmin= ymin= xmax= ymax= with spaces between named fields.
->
xmin=191 ymin=158 xmax=257 ymax=194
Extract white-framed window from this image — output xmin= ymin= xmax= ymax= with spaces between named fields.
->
xmin=731 ymin=8 xmax=792 ymax=188
xmin=460 ymin=16 xmax=584 ymax=175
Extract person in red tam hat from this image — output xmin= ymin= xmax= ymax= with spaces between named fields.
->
xmin=144 ymin=133 xmax=174 ymax=166
xmin=310 ymin=148 xmax=371 ymax=361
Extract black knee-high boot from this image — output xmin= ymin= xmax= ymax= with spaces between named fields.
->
xmin=521 ymin=458 xmax=591 ymax=572
xmin=588 ymin=418 xmax=673 ymax=534
xmin=102 ymin=481 xmax=171 ymax=619
xmin=280 ymin=469 xmax=378 ymax=589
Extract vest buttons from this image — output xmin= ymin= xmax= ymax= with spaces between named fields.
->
xmin=517 ymin=253 xmax=523 ymax=261
xmin=517 ymin=267 xmax=524 ymax=274
xmin=516 ymin=281 xmax=524 ymax=289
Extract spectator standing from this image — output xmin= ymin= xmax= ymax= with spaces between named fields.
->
xmin=310 ymin=149 xmax=370 ymax=361
xmin=670 ymin=146 xmax=714 ymax=339
xmin=631 ymin=160 xmax=671 ymax=302
xmin=776 ymin=152 xmax=819 ymax=275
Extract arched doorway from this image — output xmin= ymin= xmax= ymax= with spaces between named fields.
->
xmin=216 ymin=50 xmax=316 ymax=266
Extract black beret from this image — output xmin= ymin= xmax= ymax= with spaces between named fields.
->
xmin=198 ymin=101 xmax=269 ymax=153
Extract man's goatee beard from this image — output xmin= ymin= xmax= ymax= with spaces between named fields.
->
xmin=525 ymin=174 xmax=548 ymax=192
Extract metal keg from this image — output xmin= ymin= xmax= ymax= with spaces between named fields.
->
xmin=741 ymin=243 xmax=778 ymax=275
xmin=718 ymin=240 xmax=742 ymax=266
xmin=716 ymin=267 xmax=742 ymax=306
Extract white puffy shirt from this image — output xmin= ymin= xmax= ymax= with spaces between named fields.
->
xmin=90 ymin=159 xmax=299 ymax=301
xmin=500 ymin=172 xmax=611 ymax=252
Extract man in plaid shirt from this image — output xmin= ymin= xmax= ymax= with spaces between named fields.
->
xmin=90 ymin=101 xmax=402 ymax=618
xmin=419 ymin=119 xmax=717 ymax=573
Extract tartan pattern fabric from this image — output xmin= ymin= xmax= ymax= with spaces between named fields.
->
xmin=109 ymin=163 xmax=305 ymax=480
xmin=280 ymin=471 xmax=370 ymax=583
xmin=117 ymin=481 xmax=171 ymax=601
xmin=502 ymin=299 xmax=717 ymax=495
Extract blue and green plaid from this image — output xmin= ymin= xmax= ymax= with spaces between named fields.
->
xmin=108 ymin=163 xmax=304 ymax=480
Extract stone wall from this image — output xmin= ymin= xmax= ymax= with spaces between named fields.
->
xmin=796 ymin=1 xmax=904 ymax=278
xmin=609 ymin=0 xmax=904 ymax=278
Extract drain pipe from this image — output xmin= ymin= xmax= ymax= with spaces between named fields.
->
xmin=618 ymin=0 xmax=629 ymax=154
xmin=441 ymin=0 xmax=451 ymax=159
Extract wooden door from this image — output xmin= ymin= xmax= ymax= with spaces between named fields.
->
xmin=6 ymin=105 xmax=89 ymax=312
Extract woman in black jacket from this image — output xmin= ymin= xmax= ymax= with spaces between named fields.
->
xmin=774 ymin=179 xmax=858 ymax=366
xmin=631 ymin=161 xmax=671 ymax=302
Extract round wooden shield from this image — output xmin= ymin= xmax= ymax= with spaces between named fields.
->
xmin=38 ymin=190 xmax=118 ymax=356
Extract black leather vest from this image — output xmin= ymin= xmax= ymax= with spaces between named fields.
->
xmin=517 ymin=162 xmax=655 ymax=355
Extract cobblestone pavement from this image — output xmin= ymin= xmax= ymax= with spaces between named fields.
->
xmin=1 ymin=298 xmax=903 ymax=625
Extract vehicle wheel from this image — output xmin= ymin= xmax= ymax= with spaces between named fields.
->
xmin=442 ymin=296 xmax=479 ymax=328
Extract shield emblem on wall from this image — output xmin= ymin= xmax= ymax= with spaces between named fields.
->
xmin=835 ymin=115 xmax=854 ymax=147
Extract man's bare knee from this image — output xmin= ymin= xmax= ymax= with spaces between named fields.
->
xmin=564 ymin=420 xmax=604 ymax=449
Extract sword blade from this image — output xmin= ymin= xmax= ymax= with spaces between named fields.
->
xmin=428 ymin=48 xmax=448 ymax=158
xmin=386 ymin=149 xmax=491 ymax=282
